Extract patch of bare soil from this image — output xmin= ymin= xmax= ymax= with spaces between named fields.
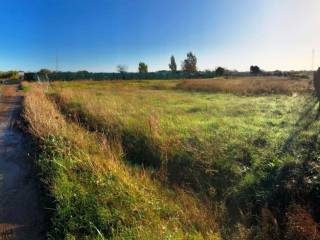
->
xmin=0 ymin=84 xmax=44 ymax=240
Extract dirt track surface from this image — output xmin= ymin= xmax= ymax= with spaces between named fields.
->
xmin=0 ymin=85 xmax=44 ymax=240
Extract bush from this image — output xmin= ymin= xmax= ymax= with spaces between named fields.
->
xmin=285 ymin=204 xmax=320 ymax=240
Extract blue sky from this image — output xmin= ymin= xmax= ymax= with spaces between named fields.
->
xmin=0 ymin=0 xmax=319 ymax=72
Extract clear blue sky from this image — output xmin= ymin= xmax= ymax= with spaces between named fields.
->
xmin=0 ymin=0 xmax=319 ymax=72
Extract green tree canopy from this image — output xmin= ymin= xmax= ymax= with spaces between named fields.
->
xmin=169 ymin=55 xmax=177 ymax=72
xmin=215 ymin=67 xmax=225 ymax=76
xmin=250 ymin=66 xmax=262 ymax=75
xmin=0 ymin=71 xmax=18 ymax=79
xmin=38 ymin=69 xmax=52 ymax=75
xmin=182 ymin=52 xmax=197 ymax=73
xmin=138 ymin=62 xmax=148 ymax=73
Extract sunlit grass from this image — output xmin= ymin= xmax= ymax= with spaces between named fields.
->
xmin=176 ymin=77 xmax=311 ymax=95
xmin=50 ymin=80 xmax=318 ymax=200
xmin=23 ymin=82 xmax=222 ymax=240
xmin=23 ymin=78 xmax=320 ymax=239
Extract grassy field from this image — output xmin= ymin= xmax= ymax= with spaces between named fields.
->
xmin=50 ymin=79 xmax=315 ymax=192
xmin=176 ymin=77 xmax=310 ymax=95
xmin=23 ymin=77 xmax=320 ymax=239
xmin=23 ymin=83 xmax=222 ymax=240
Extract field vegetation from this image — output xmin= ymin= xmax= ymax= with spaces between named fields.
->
xmin=22 ymin=77 xmax=320 ymax=239
xmin=0 ymin=71 xmax=19 ymax=79
xmin=23 ymin=82 xmax=222 ymax=239
xmin=176 ymin=77 xmax=310 ymax=95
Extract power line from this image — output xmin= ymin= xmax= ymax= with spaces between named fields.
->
xmin=55 ymin=55 xmax=59 ymax=72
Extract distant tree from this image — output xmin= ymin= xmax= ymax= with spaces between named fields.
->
xmin=76 ymin=70 xmax=90 ymax=79
xmin=250 ymin=66 xmax=262 ymax=75
xmin=9 ymin=71 xmax=19 ymax=79
xmin=0 ymin=71 xmax=18 ymax=79
xmin=182 ymin=52 xmax=197 ymax=73
xmin=38 ymin=69 xmax=51 ymax=76
xmin=169 ymin=55 xmax=177 ymax=72
xmin=37 ymin=69 xmax=52 ymax=81
xmin=215 ymin=67 xmax=225 ymax=76
xmin=273 ymin=70 xmax=283 ymax=77
xmin=24 ymin=72 xmax=37 ymax=81
xmin=77 ymin=70 xmax=89 ymax=74
xmin=117 ymin=65 xmax=128 ymax=74
xmin=138 ymin=62 xmax=148 ymax=73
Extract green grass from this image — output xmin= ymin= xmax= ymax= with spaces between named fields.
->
xmin=42 ymin=79 xmax=320 ymax=239
xmin=19 ymin=84 xmax=30 ymax=91
xmin=50 ymin=81 xmax=318 ymax=194
xmin=24 ymin=82 xmax=222 ymax=240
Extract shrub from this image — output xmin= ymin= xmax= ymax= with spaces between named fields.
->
xmin=285 ymin=204 xmax=320 ymax=240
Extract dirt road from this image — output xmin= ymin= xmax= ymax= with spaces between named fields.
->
xmin=0 ymin=84 xmax=44 ymax=240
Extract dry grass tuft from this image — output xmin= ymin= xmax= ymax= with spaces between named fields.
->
xmin=285 ymin=204 xmax=320 ymax=240
xmin=23 ymin=82 xmax=67 ymax=138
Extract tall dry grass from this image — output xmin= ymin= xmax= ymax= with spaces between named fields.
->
xmin=23 ymin=82 xmax=67 ymax=138
xmin=176 ymin=77 xmax=311 ymax=95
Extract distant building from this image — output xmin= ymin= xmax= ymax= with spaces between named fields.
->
xmin=18 ymin=71 xmax=24 ymax=80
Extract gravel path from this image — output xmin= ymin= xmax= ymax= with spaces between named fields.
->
xmin=0 ymin=84 xmax=44 ymax=240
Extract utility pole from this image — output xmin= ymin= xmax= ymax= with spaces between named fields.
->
xmin=312 ymin=49 xmax=315 ymax=71
xmin=55 ymin=55 xmax=59 ymax=73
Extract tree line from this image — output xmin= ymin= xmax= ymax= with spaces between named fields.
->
xmin=117 ymin=52 xmax=200 ymax=74
xmin=0 ymin=71 xmax=19 ymax=79
xmin=23 ymin=52 xmax=312 ymax=81
xmin=117 ymin=52 xmax=257 ymax=76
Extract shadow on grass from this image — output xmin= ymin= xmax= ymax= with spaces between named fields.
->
xmin=50 ymin=93 xmax=240 ymax=200
xmin=279 ymin=97 xmax=319 ymax=155
xmin=226 ymin=98 xmax=320 ymax=239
